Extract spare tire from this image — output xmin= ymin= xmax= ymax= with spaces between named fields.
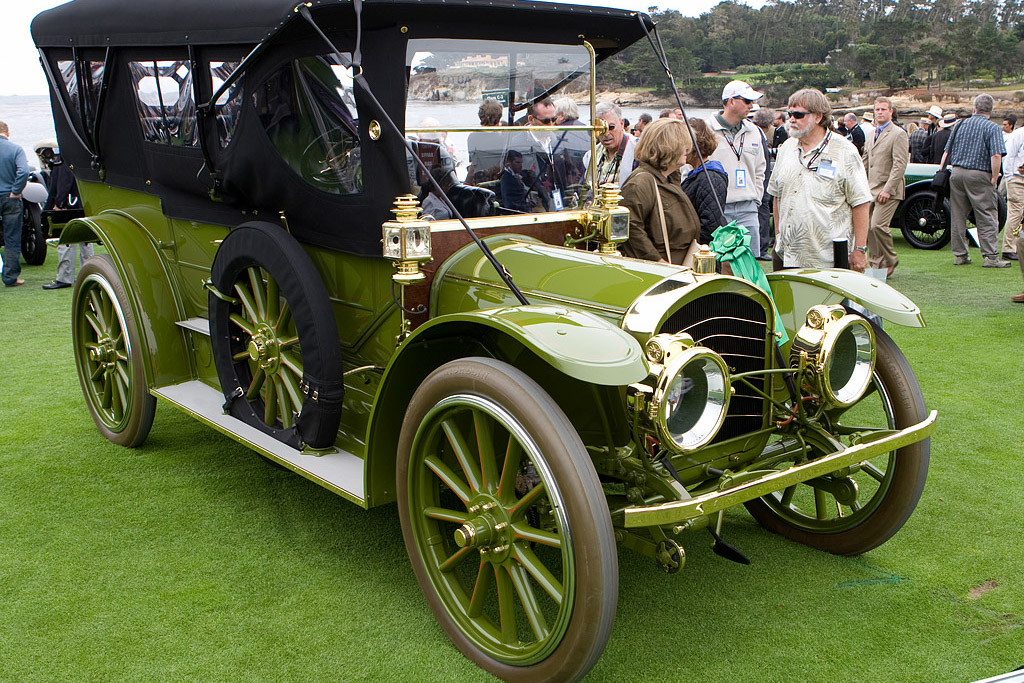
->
xmin=208 ymin=221 xmax=344 ymax=449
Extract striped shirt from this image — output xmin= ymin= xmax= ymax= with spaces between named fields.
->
xmin=945 ymin=114 xmax=1006 ymax=172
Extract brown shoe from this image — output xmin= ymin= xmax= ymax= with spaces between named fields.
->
xmin=4 ymin=279 xmax=25 ymax=288
xmin=1012 ymin=292 xmax=1024 ymax=303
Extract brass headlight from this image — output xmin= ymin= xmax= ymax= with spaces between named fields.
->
xmin=651 ymin=346 xmax=731 ymax=451
xmin=790 ymin=305 xmax=875 ymax=408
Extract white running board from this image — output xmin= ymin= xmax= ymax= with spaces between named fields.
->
xmin=152 ymin=380 xmax=366 ymax=505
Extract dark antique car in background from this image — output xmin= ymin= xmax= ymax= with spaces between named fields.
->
xmin=897 ymin=162 xmax=1008 ymax=249
xmin=33 ymin=0 xmax=935 ymax=680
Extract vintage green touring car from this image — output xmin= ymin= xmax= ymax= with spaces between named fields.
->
xmin=33 ymin=1 xmax=935 ymax=680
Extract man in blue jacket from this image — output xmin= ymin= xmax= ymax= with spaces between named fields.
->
xmin=0 ymin=121 xmax=29 ymax=287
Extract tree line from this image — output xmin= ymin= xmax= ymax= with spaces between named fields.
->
xmin=599 ymin=0 xmax=1024 ymax=103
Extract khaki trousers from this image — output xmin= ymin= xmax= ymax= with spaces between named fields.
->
xmin=1001 ymin=175 xmax=1024 ymax=255
xmin=1017 ymin=235 xmax=1024 ymax=281
xmin=950 ymin=167 xmax=1001 ymax=260
xmin=868 ymin=197 xmax=900 ymax=269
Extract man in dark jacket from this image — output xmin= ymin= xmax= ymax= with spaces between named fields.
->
xmin=928 ymin=114 xmax=956 ymax=164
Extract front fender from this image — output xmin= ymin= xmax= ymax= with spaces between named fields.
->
xmin=60 ymin=213 xmax=192 ymax=389
xmin=411 ymin=306 xmax=647 ymax=386
xmin=363 ymin=305 xmax=646 ymax=507
xmin=767 ymin=269 xmax=925 ymax=339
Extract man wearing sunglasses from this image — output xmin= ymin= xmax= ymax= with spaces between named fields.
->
xmin=583 ymin=101 xmax=636 ymax=188
xmin=768 ymin=88 xmax=871 ymax=272
xmin=707 ymin=80 xmax=768 ymax=258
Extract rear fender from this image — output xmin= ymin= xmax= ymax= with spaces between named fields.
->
xmin=766 ymin=269 xmax=925 ymax=342
xmin=363 ymin=306 xmax=646 ymax=507
xmin=61 ymin=213 xmax=192 ymax=388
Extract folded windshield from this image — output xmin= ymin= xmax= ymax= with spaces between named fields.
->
xmin=406 ymin=39 xmax=593 ymax=216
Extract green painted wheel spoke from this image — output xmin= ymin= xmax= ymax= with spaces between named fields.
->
xmin=90 ymin=363 xmax=104 ymax=381
xmin=229 ymin=313 xmax=255 ymax=336
xmin=423 ymin=506 xmax=469 ymax=524
xmin=514 ymin=545 xmax=563 ymax=605
xmin=279 ymin=336 xmax=299 ymax=350
xmin=88 ymin=289 xmax=107 ymax=330
xmin=266 ymin=276 xmax=280 ymax=321
xmin=115 ymin=362 xmax=130 ymax=391
xmin=264 ymin=377 xmax=279 ymax=425
xmin=280 ymin=350 xmax=303 ymax=376
xmin=100 ymin=374 xmax=113 ymax=410
xmin=233 ymin=351 xmax=249 ymax=362
xmin=275 ymin=300 xmax=292 ymax=334
xmin=246 ymin=368 xmax=266 ymax=400
xmin=277 ymin=378 xmax=294 ymax=429
xmin=813 ymin=488 xmax=829 ymax=520
xmin=497 ymin=439 xmax=523 ymax=503
xmin=113 ymin=370 xmax=129 ymax=417
xmin=109 ymin=374 xmax=123 ymax=419
xmin=861 ymin=461 xmax=887 ymax=483
xmin=440 ymin=545 xmax=473 ymax=573
xmin=84 ymin=310 xmax=103 ymax=337
xmin=424 ymin=455 xmax=473 ymax=504
xmin=235 ymin=284 xmax=260 ymax=323
xmin=247 ymin=268 xmax=267 ymax=319
xmin=442 ymin=419 xmax=483 ymax=493
xmin=512 ymin=521 xmax=561 ymax=549
xmin=473 ymin=413 xmax=498 ymax=492
xmin=850 ymin=499 xmax=863 ymax=512
xmin=507 ymin=563 xmax=549 ymax=642
xmin=495 ymin=566 xmax=518 ymax=644
xmin=468 ymin=559 xmax=492 ymax=618
xmin=509 ymin=482 xmax=546 ymax=518
xmin=279 ymin=370 xmax=304 ymax=414
xmin=116 ymin=351 xmax=128 ymax=363
xmin=780 ymin=485 xmax=796 ymax=508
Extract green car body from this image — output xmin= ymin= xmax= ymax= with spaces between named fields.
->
xmin=34 ymin=1 xmax=935 ymax=680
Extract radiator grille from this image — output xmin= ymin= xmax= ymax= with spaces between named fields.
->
xmin=659 ymin=292 xmax=769 ymax=441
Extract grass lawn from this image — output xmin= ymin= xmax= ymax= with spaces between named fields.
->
xmin=1 ymin=235 xmax=1022 ymax=682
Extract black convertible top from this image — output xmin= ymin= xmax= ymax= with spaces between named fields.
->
xmin=32 ymin=0 xmax=653 ymax=55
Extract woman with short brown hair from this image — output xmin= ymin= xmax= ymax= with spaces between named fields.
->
xmin=619 ymin=118 xmax=700 ymax=263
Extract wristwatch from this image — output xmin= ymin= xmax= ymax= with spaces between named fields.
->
xmin=854 ymin=245 xmax=868 ymax=254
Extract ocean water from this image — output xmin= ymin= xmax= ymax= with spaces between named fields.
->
xmin=0 ymin=96 xmax=58 ymax=169
xmin=0 ymin=95 xmax=715 ymax=172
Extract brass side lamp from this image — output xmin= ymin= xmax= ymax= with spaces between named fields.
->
xmin=382 ymin=195 xmax=433 ymax=341
xmin=587 ymin=183 xmax=630 ymax=255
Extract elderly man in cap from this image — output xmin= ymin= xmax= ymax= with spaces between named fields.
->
xmin=707 ymin=80 xmax=767 ymax=257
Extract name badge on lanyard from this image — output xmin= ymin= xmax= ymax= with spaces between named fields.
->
xmin=817 ymin=159 xmax=836 ymax=179
xmin=551 ymin=189 xmax=564 ymax=211
xmin=736 ymin=168 xmax=747 ymax=188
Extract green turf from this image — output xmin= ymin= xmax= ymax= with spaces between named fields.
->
xmin=1 ymin=236 xmax=1022 ymax=682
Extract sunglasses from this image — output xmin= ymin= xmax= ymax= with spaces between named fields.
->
xmin=733 ymin=97 xmax=755 ymax=105
xmin=788 ymin=110 xmax=811 ymax=119
xmin=533 ymin=116 xmax=557 ymax=125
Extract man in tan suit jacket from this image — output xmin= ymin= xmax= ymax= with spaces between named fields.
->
xmin=862 ymin=97 xmax=909 ymax=274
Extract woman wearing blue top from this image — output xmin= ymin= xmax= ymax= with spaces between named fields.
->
xmin=681 ymin=118 xmax=729 ymax=245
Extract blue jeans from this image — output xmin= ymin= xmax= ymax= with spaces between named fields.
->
xmin=1 ymin=196 xmax=22 ymax=286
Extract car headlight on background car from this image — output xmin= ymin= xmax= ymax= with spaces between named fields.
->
xmin=790 ymin=305 xmax=875 ymax=408
xmin=639 ymin=334 xmax=731 ymax=452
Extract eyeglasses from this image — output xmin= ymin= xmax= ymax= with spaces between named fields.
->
xmin=533 ymin=116 xmax=557 ymax=125
xmin=788 ymin=110 xmax=810 ymax=119
xmin=733 ymin=97 xmax=755 ymax=105
xmin=605 ymin=124 xmax=617 ymax=131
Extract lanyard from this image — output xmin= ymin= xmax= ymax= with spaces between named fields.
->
xmin=798 ymin=131 xmax=831 ymax=172
xmin=598 ymin=135 xmax=628 ymax=186
xmin=723 ymin=127 xmax=746 ymax=160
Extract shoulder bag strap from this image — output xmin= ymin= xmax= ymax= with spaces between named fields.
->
xmin=641 ymin=172 xmax=670 ymax=263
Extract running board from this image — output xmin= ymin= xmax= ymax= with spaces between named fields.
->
xmin=152 ymin=380 xmax=366 ymax=506
xmin=176 ymin=317 xmax=210 ymax=336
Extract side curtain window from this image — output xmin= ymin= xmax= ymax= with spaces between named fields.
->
xmin=56 ymin=59 xmax=105 ymax=137
xmin=252 ymin=54 xmax=361 ymax=195
xmin=210 ymin=61 xmax=244 ymax=149
xmin=128 ymin=60 xmax=198 ymax=147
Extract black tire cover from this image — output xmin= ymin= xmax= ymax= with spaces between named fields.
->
xmin=209 ymin=221 xmax=344 ymax=449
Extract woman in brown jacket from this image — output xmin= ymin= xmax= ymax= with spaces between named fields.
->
xmin=619 ymin=118 xmax=701 ymax=263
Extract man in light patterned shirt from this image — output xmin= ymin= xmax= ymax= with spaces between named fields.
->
xmin=768 ymin=89 xmax=871 ymax=272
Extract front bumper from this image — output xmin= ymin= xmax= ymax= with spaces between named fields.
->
xmin=623 ymin=410 xmax=938 ymax=528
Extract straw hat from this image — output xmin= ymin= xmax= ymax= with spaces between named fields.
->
xmin=927 ymin=105 xmax=943 ymax=119
xmin=941 ymin=113 xmax=958 ymax=129
xmin=862 ymin=111 xmax=874 ymax=122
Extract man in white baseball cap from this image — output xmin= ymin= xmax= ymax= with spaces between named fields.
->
xmin=706 ymin=80 xmax=767 ymax=257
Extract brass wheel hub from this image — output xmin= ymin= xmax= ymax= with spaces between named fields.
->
xmin=89 ymin=338 xmax=119 ymax=370
xmin=455 ymin=495 xmax=513 ymax=562
xmin=247 ymin=323 xmax=281 ymax=371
